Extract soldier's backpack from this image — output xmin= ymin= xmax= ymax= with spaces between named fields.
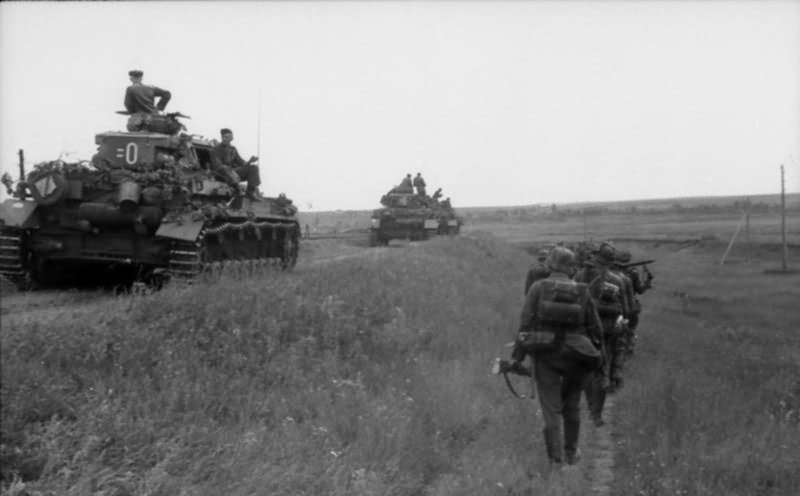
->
xmin=517 ymin=279 xmax=588 ymax=353
xmin=591 ymin=272 xmax=623 ymax=318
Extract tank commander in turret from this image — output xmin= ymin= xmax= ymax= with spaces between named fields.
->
xmin=124 ymin=70 xmax=171 ymax=115
xmin=210 ymin=128 xmax=264 ymax=201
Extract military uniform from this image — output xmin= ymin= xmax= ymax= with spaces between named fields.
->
xmin=524 ymin=249 xmax=551 ymax=296
xmin=574 ymin=244 xmax=629 ymax=426
xmin=124 ymin=70 xmax=171 ymax=115
xmin=398 ymin=174 xmax=414 ymax=193
xmin=210 ymin=134 xmax=262 ymax=199
xmin=515 ymin=247 xmax=603 ymax=466
xmin=413 ymin=173 xmax=427 ymax=197
xmin=617 ymin=250 xmax=654 ymax=357
xmin=609 ymin=262 xmax=635 ymax=386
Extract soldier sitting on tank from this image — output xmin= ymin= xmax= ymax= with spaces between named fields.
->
xmin=210 ymin=128 xmax=264 ymax=201
xmin=440 ymin=197 xmax=452 ymax=209
xmin=398 ymin=173 xmax=414 ymax=193
xmin=432 ymin=188 xmax=443 ymax=202
xmin=124 ymin=70 xmax=173 ymax=132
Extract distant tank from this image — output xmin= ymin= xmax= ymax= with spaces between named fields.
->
xmin=368 ymin=189 xmax=462 ymax=246
xmin=0 ymin=113 xmax=299 ymax=290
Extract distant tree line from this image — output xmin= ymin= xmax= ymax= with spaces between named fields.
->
xmin=462 ymin=199 xmax=799 ymax=222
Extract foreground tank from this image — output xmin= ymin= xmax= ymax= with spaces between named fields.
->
xmin=0 ymin=124 xmax=299 ymax=290
xmin=368 ymin=191 xmax=462 ymax=246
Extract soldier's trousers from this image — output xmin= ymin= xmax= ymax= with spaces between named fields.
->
xmin=585 ymin=333 xmax=625 ymax=420
xmin=233 ymin=165 xmax=261 ymax=194
xmin=626 ymin=311 xmax=640 ymax=355
xmin=533 ymin=350 xmax=592 ymax=462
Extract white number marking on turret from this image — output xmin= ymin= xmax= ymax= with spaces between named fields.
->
xmin=125 ymin=143 xmax=138 ymax=165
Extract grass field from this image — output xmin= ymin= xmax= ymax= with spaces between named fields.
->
xmin=2 ymin=202 xmax=799 ymax=495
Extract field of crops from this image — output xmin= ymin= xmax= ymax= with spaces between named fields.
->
xmin=2 ymin=205 xmax=799 ymax=495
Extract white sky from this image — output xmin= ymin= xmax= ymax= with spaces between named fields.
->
xmin=1 ymin=0 xmax=798 ymax=211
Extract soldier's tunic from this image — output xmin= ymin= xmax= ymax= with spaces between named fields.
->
xmin=124 ymin=84 xmax=171 ymax=114
xmin=611 ymin=266 xmax=636 ymax=362
xmin=413 ymin=175 xmax=426 ymax=196
xmin=574 ymin=264 xmax=628 ymax=423
xmin=210 ymin=143 xmax=261 ymax=194
xmin=397 ymin=176 xmax=413 ymax=194
xmin=518 ymin=272 xmax=603 ymax=464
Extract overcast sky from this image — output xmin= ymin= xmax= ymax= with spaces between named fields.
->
xmin=1 ymin=1 xmax=798 ymax=211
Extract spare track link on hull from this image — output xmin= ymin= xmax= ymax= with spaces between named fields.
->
xmin=0 ymin=228 xmax=30 ymax=289
xmin=167 ymin=220 xmax=299 ymax=284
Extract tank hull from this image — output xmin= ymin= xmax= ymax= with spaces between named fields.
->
xmin=0 ymin=199 xmax=299 ymax=289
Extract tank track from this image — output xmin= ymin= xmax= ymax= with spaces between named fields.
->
xmin=167 ymin=220 xmax=299 ymax=285
xmin=0 ymin=228 xmax=31 ymax=290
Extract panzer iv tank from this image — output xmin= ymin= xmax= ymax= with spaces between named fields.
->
xmin=0 ymin=114 xmax=300 ymax=289
xmin=368 ymin=188 xmax=462 ymax=247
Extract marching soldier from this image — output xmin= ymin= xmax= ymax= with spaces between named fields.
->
xmin=513 ymin=247 xmax=603 ymax=466
xmin=616 ymin=250 xmax=654 ymax=357
xmin=524 ymin=248 xmax=551 ymax=295
xmin=609 ymin=253 xmax=635 ymax=386
xmin=574 ymin=243 xmax=629 ymax=426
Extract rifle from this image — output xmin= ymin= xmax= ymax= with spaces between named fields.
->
xmin=492 ymin=334 xmax=536 ymax=400
xmin=492 ymin=357 xmax=533 ymax=399
xmin=620 ymin=259 xmax=655 ymax=268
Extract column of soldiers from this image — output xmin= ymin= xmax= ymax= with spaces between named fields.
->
xmin=513 ymin=241 xmax=653 ymax=468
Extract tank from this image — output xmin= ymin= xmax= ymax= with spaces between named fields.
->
xmin=0 ymin=115 xmax=300 ymax=290
xmin=368 ymin=189 xmax=462 ymax=247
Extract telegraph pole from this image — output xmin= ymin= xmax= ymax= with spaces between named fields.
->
xmin=781 ymin=165 xmax=788 ymax=271
xmin=745 ymin=197 xmax=752 ymax=262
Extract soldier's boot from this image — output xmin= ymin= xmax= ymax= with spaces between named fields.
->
xmin=543 ymin=427 xmax=563 ymax=467
xmin=563 ymin=416 xmax=581 ymax=464
xmin=609 ymin=374 xmax=624 ymax=394
xmin=245 ymin=183 xmax=265 ymax=202
xmin=589 ymin=383 xmax=607 ymax=427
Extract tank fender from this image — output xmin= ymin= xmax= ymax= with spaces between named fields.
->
xmin=0 ymin=199 xmax=39 ymax=228
xmin=156 ymin=215 xmax=204 ymax=241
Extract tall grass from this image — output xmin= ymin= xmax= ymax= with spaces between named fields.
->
xmin=2 ymin=234 xmax=585 ymax=495
xmin=611 ymin=245 xmax=800 ymax=495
